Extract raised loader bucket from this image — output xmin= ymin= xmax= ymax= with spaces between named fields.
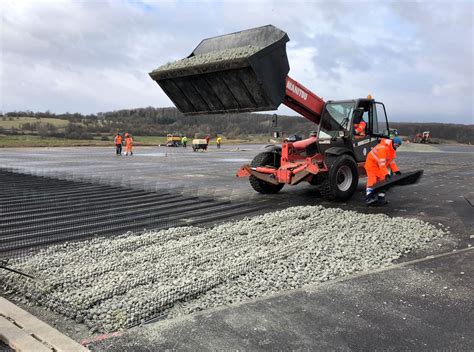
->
xmin=149 ymin=25 xmax=290 ymax=115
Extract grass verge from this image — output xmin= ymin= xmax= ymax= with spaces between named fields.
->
xmin=0 ymin=135 xmax=272 ymax=148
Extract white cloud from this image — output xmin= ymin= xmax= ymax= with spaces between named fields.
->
xmin=0 ymin=0 xmax=472 ymax=123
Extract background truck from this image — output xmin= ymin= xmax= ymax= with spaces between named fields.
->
xmin=149 ymin=25 xmax=407 ymax=201
xmin=192 ymin=139 xmax=208 ymax=151
xmin=413 ymin=131 xmax=432 ymax=143
xmin=166 ymin=133 xmax=183 ymax=147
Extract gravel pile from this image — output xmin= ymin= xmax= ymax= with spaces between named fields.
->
xmin=150 ymin=45 xmax=260 ymax=76
xmin=1 ymin=206 xmax=445 ymax=333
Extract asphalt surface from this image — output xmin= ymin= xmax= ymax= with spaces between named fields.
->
xmin=0 ymin=143 xmax=473 ymax=350
xmin=89 ymin=248 xmax=473 ymax=352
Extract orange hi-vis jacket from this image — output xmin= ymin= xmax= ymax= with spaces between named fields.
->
xmin=354 ymin=121 xmax=367 ymax=136
xmin=365 ymin=138 xmax=399 ymax=188
xmin=114 ymin=135 xmax=122 ymax=145
xmin=125 ymin=136 xmax=133 ymax=151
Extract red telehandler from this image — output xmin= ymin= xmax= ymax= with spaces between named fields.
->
xmin=150 ymin=25 xmax=421 ymax=201
xmin=413 ymin=131 xmax=432 ymax=144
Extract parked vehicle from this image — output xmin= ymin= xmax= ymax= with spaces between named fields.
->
xmin=192 ymin=139 xmax=208 ymax=152
xmin=166 ymin=134 xmax=182 ymax=147
xmin=413 ymin=131 xmax=432 ymax=143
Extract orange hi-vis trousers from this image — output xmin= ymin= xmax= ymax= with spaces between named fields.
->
xmin=365 ymin=139 xmax=399 ymax=190
xmin=365 ymin=161 xmax=387 ymax=188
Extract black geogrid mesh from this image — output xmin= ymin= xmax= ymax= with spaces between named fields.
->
xmin=0 ymin=168 xmax=261 ymax=332
xmin=0 ymin=168 xmax=257 ymax=257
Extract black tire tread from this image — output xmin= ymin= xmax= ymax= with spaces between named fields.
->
xmin=319 ymin=174 xmax=335 ymax=200
xmin=319 ymin=154 xmax=358 ymax=201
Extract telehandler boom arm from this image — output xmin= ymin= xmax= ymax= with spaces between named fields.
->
xmin=283 ymin=76 xmax=324 ymax=124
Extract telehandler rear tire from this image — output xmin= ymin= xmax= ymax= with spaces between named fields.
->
xmin=320 ymin=155 xmax=358 ymax=201
xmin=249 ymin=152 xmax=284 ymax=194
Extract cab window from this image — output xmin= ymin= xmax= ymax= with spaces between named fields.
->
xmin=372 ymin=103 xmax=389 ymax=136
xmin=319 ymin=102 xmax=354 ymax=138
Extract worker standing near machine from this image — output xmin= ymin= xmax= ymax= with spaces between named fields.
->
xmin=216 ymin=136 xmax=222 ymax=149
xmin=181 ymin=135 xmax=188 ymax=148
xmin=124 ymin=133 xmax=134 ymax=156
xmin=114 ymin=132 xmax=123 ymax=156
xmin=365 ymin=137 xmax=402 ymax=206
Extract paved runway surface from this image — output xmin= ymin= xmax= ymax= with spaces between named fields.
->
xmin=0 ymin=143 xmax=473 ymax=350
xmin=90 ymin=248 xmax=474 ymax=352
xmin=1 ymin=143 xmax=472 ymax=239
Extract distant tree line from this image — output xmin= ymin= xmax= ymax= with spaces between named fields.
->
xmin=1 ymin=108 xmax=472 ymax=144
xmin=1 ymin=107 xmax=317 ymax=140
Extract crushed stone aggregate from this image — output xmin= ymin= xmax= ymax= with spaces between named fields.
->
xmin=151 ymin=45 xmax=260 ymax=74
xmin=0 ymin=205 xmax=446 ymax=333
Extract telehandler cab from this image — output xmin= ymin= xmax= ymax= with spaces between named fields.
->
xmin=149 ymin=25 xmax=398 ymax=201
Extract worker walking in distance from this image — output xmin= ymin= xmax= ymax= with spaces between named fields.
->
xmin=114 ymin=132 xmax=123 ymax=156
xmin=181 ymin=135 xmax=188 ymax=148
xmin=124 ymin=133 xmax=134 ymax=156
xmin=365 ymin=137 xmax=402 ymax=206
xmin=216 ymin=136 xmax=222 ymax=149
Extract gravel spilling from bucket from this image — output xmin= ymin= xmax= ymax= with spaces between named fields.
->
xmin=1 ymin=206 xmax=445 ymax=333
xmin=151 ymin=45 xmax=260 ymax=74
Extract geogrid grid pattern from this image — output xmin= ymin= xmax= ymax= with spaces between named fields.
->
xmin=1 ymin=205 xmax=446 ymax=333
xmin=0 ymin=168 xmax=257 ymax=258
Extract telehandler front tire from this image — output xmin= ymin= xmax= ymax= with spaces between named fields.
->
xmin=249 ymin=152 xmax=284 ymax=194
xmin=320 ymin=155 xmax=358 ymax=201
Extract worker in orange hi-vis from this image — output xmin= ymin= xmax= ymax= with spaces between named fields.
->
xmin=353 ymin=108 xmax=367 ymax=138
xmin=124 ymin=133 xmax=134 ymax=156
xmin=364 ymin=137 xmax=402 ymax=206
xmin=114 ymin=132 xmax=123 ymax=156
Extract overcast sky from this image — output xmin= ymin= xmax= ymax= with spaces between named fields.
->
xmin=1 ymin=0 xmax=472 ymax=123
